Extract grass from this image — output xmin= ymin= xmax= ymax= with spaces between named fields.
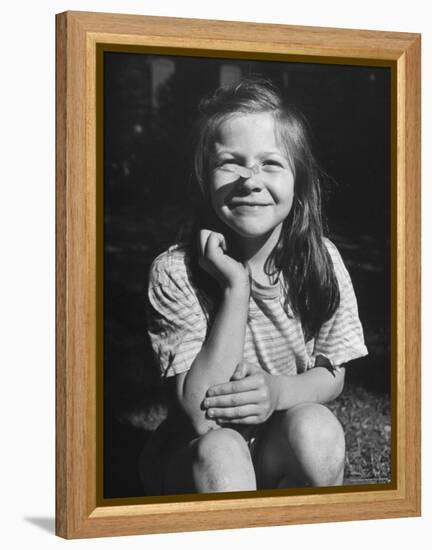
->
xmin=327 ymin=382 xmax=391 ymax=483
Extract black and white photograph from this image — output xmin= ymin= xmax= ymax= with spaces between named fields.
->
xmin=102 ymin=52 xmax=391 ymax=499
xmin=3 ymin=0 xmax=428 ymax=545
xmin=2 ymin=0 xmax=427 ymax=546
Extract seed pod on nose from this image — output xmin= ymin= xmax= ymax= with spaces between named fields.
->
xmin=236 ymin=164 xmax=260 ymax=178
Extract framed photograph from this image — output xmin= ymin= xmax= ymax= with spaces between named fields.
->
xmin=56 ymin=11 xmax=421 ymax=539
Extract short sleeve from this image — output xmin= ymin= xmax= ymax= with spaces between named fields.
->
xmin=147 ymin=249 xmax=207 ymax=378
xmin=311 ymin=239 xmax=368 ymax=369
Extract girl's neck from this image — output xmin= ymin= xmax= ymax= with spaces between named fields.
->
xmin=233 ymin=225 xmax=282 ymax=284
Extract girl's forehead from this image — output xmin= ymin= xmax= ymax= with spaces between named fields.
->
xmin=213 ymin=112 xmax=287 ymax=154
xmin=216 ymin=111 xmax=275 ymax=133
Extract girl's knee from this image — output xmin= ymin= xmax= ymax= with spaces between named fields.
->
xmin=195 ymin=428 xmax=250 ymax=465
xmin=286 ymin=404 xmax=344 ymax=447
xmin=281 ymin=404 xmax=345 ymax=484
xmin=192 ymin=428 xmax=256 ymax=491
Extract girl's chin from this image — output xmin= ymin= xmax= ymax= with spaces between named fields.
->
xmin=227 ymin=222 xmax=280 ymax=240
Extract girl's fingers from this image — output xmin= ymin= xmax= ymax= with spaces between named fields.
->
xmin=206 ymin=404 xmax=258 ymax=420
xmin=205 ymin=231 xmax=226 ymax=260
xmin=231 ymin=362 xmax=247 ymax=380
xmin=216 ymin=416 xmax=261 ymax=426
xmin=231 ymin=361 xmax=260 ymax=380
xmin=204 ymin=390 xmax=261 ymax=408
xmin=207 ymin=375 xmax=259 ymax=396
xmin=199 ymin=229 xmax=211 ymax=256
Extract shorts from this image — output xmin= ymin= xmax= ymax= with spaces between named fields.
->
xmin=241 ymin=421 xmax=269 ymax=489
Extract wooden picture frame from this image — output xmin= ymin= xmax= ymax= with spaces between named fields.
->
xmin=55 ymin=10 xmax=421 ymax=539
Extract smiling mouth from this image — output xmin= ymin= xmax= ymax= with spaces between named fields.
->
xmin=229 ymin=202 xmax=270 ymax=208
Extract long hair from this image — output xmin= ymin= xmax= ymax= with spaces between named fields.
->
xmin=180 ymin=76 xmax=340 ymax=340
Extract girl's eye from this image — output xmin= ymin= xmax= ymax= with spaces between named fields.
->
xmin=214 ymin=159 xmax=286 ymax=176
xmin=216 ymin=160 xmax=239 ymax=171
xmin=263 ymin=159 xmax=283 ymax=166
xmin=262 ymin=160 xmax=284 ymax=172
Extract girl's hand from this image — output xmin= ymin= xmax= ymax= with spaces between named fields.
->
xmin=203 ymin=361 xmax=280 ymax=425
xmin=199 ymin=229 xmax=250 ymax=291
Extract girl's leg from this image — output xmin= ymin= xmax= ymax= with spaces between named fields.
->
xmin=255 ymin=403 xmax=345 ymax=489
xmin=163 ymin=427 xmax=257 ymax=494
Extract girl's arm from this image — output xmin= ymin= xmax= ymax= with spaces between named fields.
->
xmin=174 ymin=230 xmax=250 ymax=436
xmin=203 ymin=361 xmax=345 ymax=426
xmin=273 ymin=364 xmax=345 ymax=410
xmin=204 ymin=241 xmax=366 ymax=426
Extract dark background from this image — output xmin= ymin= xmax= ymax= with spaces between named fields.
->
xmin=103 ymin=52 xmax=391 ymax=498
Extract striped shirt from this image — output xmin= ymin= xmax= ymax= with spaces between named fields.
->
xmin=147 ymin=239 xmax=368 ymax=378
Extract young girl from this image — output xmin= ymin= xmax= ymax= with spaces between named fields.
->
xmin=140 ymin=76 xmax=368 ymax=495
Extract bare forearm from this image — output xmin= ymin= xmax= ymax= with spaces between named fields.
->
xmin=273 ymin=367 xmax=345 ymax=411
xmin=179 ymin=285 xmax=249 ymax=434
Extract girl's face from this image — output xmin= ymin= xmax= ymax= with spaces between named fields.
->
xmin=209 ymin=112 xmax=295 ymax=242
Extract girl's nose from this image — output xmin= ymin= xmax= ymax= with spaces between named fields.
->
xmin=236 ymin=164 xmax=260 ymax=179
xmin=237 ymin=164 xmax=263 ymax=192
